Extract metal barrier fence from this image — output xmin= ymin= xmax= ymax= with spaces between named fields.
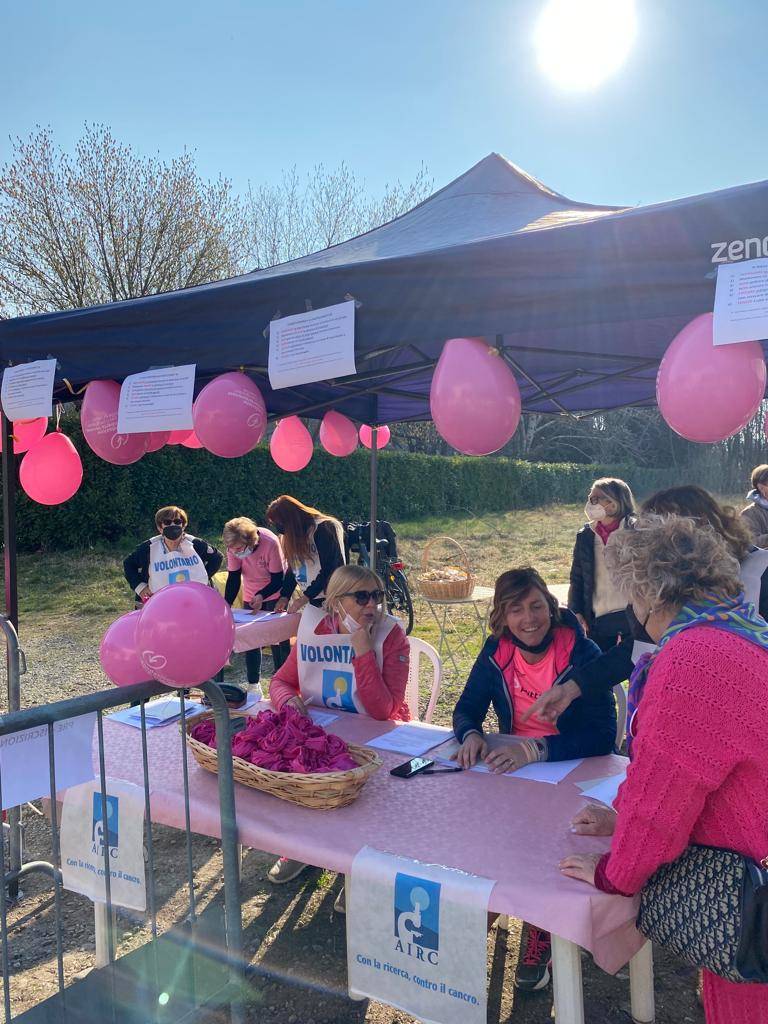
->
xmin=0 ymin=668 xmax=244 ymax=1024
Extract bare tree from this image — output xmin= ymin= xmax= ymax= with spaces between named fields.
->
xmin=0 ymin=125 xmax=247 ymax=315
xmin=245 ymin=162 xmax=433 ymax=269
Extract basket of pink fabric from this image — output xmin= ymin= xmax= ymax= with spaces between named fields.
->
xmin=186 ymin=705 xmax=381 ymax=809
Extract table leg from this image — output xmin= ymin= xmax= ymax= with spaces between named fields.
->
xmin=551 ymin=934 xmax=585 ymax=1024
xmin=94 ymin=902 xmax=114 ymax=968
xmin=629 ymin=942 xmax=655 ymax=1023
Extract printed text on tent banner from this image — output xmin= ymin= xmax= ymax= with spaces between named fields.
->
xmin=346 ymin=846 xmax=494 ymax=1024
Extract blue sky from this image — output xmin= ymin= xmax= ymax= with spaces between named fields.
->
xmin=2 ymin=0 xmax=767 ymax=209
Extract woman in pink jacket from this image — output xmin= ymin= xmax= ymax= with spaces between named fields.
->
xmin=268 ymin=564 xmax=410 ymax=889
xmin=560 ymin=515 xmax=768 ymax=1024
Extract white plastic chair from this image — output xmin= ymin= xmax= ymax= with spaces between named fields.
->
xmin=404 ymin=636 xmax=442 ymax=722
xmin=614 ymin=682 xmax=628 ymax=750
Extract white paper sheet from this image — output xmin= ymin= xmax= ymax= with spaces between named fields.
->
xmin=464 ymin=757 xmax=583 ymax=784
xmin=307 ymin=709 xmax=339 ymax=727
xmin=1 ymin=359 xmax=57 ymax=421
xmin=108 ymin=698 xmax=207 ymax=729
xmin=268 ymin=300 xmax=356 ymax=389
xmin=577 ymin=769 xmax=627 ymax=807
xmin=232 ymin=609 xmax=287 ymax=625
xmin=366 ymin=723 xmax=452 ymax=757
xmin=713 ymin=258 xmax=768 ymax=346
xmin=0 ymin=713 xmax=96 ymax=809
xmin=116 ymin=364 xmax=195 ymax=433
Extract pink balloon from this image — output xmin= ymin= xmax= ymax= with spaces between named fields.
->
xmin=359 ymin=424 xmax=391 ymax=450
xmin=180 ymin=429 xmax=204 ymax=449
xmin=81 ymin=380 xmax=147 ymax=465
xmin=193 ymin=372 xmax=267 ymax=458
xmin=0 ymin=418 xmax=48 ymax=455
xmin=136 ymin=582 xmax=235 ymax=687
xmin=168 ymin=429 xmax=194 ymax=445
xmin=657 ymin=313 xmax=767 ymax=443
xmin=430 ymin=338 xmax=521 ymax=455
xmin=20 ymin=432 xmax=83 ymax=505
xmin=99 ymin=610 xmax=150 ymax=687
xmin=143 ymin=431 xmax=170 ymax=453
xmin=320 ymin=411 xmax=358 ymax=457
xmin=270 ymin=417 xmax=313 ymax=472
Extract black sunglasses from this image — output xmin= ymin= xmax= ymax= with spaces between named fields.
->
xmin=161 ymin=517 xmax=184 ymax=526
xmin=342 ymin=589 xmax=385 ymax=606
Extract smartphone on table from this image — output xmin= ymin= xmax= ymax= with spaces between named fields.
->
xmin=390 ymin=756 xmax=434 ymax=778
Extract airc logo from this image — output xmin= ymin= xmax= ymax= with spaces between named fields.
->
xmin=92 ymin=793 xmax=119 ymax=859
xmin=393 ymin=872 xmax=440 ymax=966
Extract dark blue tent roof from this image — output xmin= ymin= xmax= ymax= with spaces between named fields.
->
xmin=2 ymin=153 xmax=767 ymax=422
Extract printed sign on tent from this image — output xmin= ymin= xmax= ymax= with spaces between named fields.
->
xmin=116 ymin=364 xmax=196 ymax=434
xmin=713 ymin=258 xmax=768 ymax=346
xmin=268 ymin=300 xmax=356 ymax=389
xmin=1 ymin=359 xmax=57 ymax=421
xmin=0 ymin=713 xmax=96 ymax=810
xmin=347 ymin=846 xmax=494 ymax=1024
xmin=60 ymin=778 xmax=146 ymax=911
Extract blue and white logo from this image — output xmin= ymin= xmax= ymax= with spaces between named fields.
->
xmin=296 ymin=562 xmax=308 ymax=585
xmin=92 ymin=793 xmax=119 ymax=852
xmin=394 ymin=872 xmax=440 ymax=958
xmin=321 ymin=669 xmax=357 ymax=713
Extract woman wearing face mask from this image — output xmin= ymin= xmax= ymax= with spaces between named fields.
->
xmin=451 ymin=567 xmax=613 ymax=991
xmin=222 ymin=517 xmax=290 ymax=692
xmin=741 ymin=463 xmax=768 ymax=548
xmin=266 ymin=495 xmax=346 ymax=614
xmin=267 ymin=564 xmax=411 ymax=887
xmin=123 ymin=505 xmax=222 ymax=606
xmin=568 ymin=477 xmax=636 ymax=653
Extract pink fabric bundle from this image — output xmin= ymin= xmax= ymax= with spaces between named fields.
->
xmin=190 ymin=706 xmax=357 ymax=774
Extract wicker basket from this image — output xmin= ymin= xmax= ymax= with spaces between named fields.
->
xmin=185 ymin=711 xmax=381 ymax=809
xmin=417 ymin=536 xmax=476 ymax=600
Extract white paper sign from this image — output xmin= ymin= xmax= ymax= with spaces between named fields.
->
xmin=713 ymin=258 xmax=768 ymax=346
xmin=116 ymin=364 xmax=195 ymax=433
xmin=347 ymin=847 xmax=494 ymax=1024
xmin=366 ymin=723 xmax=452 ymax=758
xmin=268 ymin=300 xmax=356 ymax=389
xmin=60 ymin=779 xmax=146 ymax=911
xmin=0 ymin=713 xmax=96 ymax=810
xmin=1 ymin=359 xmax=57 ymax=421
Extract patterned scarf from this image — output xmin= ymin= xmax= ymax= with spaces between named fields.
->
xmin=626 ymin=591 xmax=768 ymax=758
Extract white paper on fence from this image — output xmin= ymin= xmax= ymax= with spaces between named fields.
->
xmin=0 ymin=713 xmax=96 ymax=810
xmin=0 ymin=359 xmax=57 ymax=421
xmin=713 ymin=258 xmax=768 ymax=346
xmin=347 ymin=845 xmax=494 ymax=1024
xmin=366 ymin=723 xmax=452 ymax=758
xmin=578 ymin=769 xmax=627 ymax=808
xmin=268 ymin=300 xmax=356 ymax=389
xmin=307 ymin=709 xmax=339 ymax=727
xmin=60 ymin=778 xmax=146 ymax=911
xmin=116 ymin=364 xmax=195 ymax=433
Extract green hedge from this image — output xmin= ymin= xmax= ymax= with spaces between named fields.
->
xmin=5 ymin=418 xmax=679 ymax=551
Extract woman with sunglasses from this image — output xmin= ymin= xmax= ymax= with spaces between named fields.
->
xmin=123 ymin=505 xmax=223 ymax=606
xmin=267 ymin=564 xmax=411 ymax=886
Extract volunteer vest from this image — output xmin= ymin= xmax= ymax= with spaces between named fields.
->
xmin=148 ymin=535 xmax=209 ymax=593
xmin=296 ymin=604 xmax=397 ymax=715
xmin=293 ymin=519 xmax=346 ymax=597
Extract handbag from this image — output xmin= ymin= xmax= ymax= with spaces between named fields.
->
xmin=637 ymin=845 xmax=768 ymax=983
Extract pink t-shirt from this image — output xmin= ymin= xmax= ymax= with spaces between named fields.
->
xmin=507 ymin=646 xmax=560 ymax=738
xmin=226 ymin=528 xmax=286 ymax=602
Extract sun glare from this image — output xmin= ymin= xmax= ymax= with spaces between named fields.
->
xmin=534 ymin=0 xmax=637 ymax=92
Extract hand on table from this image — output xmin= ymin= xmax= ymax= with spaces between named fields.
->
xmin=249 ymin=594 xmax=264 ymax=612
xmin=288 ymin=595 xmax=308 ymax=613
xmin=520 ymin=679 xmax=581 ymax=725
xmin=287 ymin=696 xmax=310 ymax=717
xmin=483 ymin=737 xmax=539 ymax=775
xmin=559 ymin=853 xmax=600 ymax=887
xmin=452 ymin=733 xmax=488 ymax=769
xmin=570 ymin=803 xmax=617 ymax=836
xmin=274 ymin=597 xmax=289 ymax=613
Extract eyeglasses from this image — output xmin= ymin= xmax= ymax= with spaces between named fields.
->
xmin=161 ymin=517 xmax=184 ymax=526
xmin=341 ymin=589 xmax=385 ymax=606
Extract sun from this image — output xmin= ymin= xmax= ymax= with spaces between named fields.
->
xmin=534 ymin=0 xmax=637 ymax=92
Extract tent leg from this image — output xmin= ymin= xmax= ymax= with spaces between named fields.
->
xmin=369 ymin=428 xmax=378 ymax=565
xmin=2 ymin=411 xmax=21 ymax=899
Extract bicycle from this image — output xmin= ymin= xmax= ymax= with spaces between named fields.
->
xmin=344 ymin=521 xmax=414 ymax=635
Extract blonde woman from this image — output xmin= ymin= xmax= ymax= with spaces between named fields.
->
xmin=266 ymin=495 xmax=346 ymax=613
xmin=267 ymin=564 xmax=411 ymax=886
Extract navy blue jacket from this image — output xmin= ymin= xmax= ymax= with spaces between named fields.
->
xmin=452 ymin=608 xmax=617 ymax=761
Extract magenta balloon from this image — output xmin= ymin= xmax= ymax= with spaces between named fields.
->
xmin=180 ymin=429 xmax=204 ymax=449
xmin=319 ymin=411 xmax=358 ymax=456
xmin=81 ymin=380 xmax=147 ymax=465
xmin=270 ymin=417 xmax=313 ymax=472
xmin=359 ymin=424 xmax=391 ymax=450
xmin=193 ymin=372 xmax=267 ymax=458
xmin=430 ymin=338 xmax=521 ymax=455
xmin=100 ymin=610 xmax=151 ymax=687
xmin=143 ymin=430 xmax=170 ymax=453
xmin=20 ymin=432 xmax=83 ymax=505
xmin=136 ymin=582 xmax=235 ymax=687
xmin=656 ymin=313 xmax=767 ymax=443
xmin=0 ymin=418 xmax=48 ymax=455
xmin=167 ymin=429 xmax=192 ymax=445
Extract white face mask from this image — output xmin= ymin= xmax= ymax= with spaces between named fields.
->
xmin=340 ymin=610 xmax=364 ymax=633
xmin=584 ymin=501 xmax=607 ymax=523
xmin=232 ymin=547 xmax=253 ymax=560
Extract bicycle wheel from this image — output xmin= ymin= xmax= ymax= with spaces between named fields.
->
xmin=386 ymin=568 xmax=414 ymax=635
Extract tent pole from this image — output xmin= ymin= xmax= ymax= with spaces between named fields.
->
xmin=2 ymin=410 xmax=21 ymax=900
xmin=369 ymin=428 xmax=378 ymax=568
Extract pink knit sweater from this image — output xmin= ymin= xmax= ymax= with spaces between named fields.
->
xmin=597 ymin=626 xmax=768 ymax=1024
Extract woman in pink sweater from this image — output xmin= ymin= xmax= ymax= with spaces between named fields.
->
xmin=560 ymin=515 xmax=768 ymax=1024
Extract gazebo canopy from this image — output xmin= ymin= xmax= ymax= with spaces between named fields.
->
xmin=2 ymin=153 xmax=767 ymax=421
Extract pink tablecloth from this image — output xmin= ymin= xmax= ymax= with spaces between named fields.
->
xmin=233 ymin=612 xmax=300 ymax=652
xmin=101 ymin=713 xmax=643 ymax=974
